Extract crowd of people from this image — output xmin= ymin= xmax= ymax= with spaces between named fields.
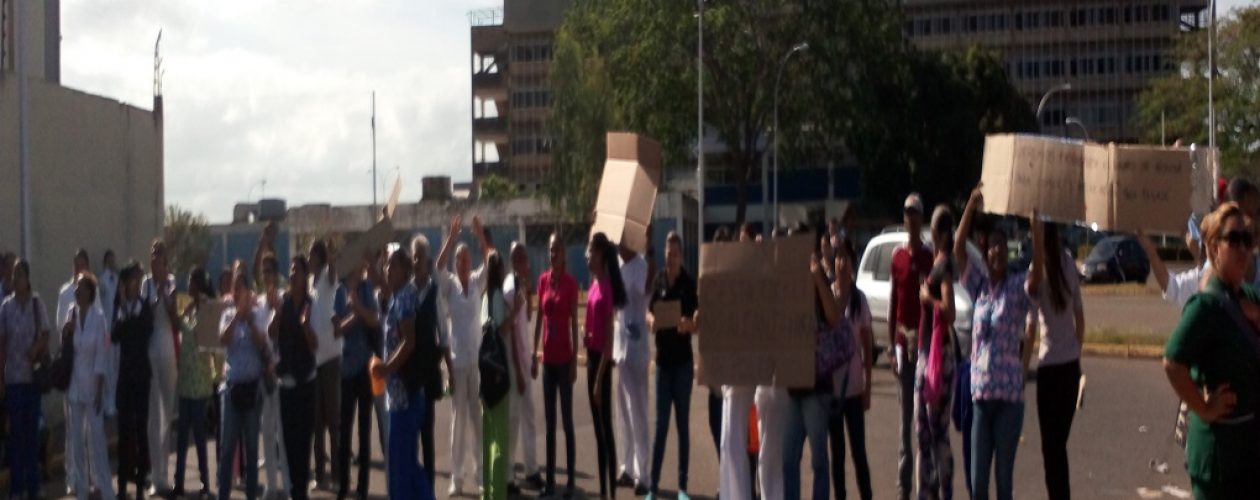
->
xmin=0 ymin=178 xmax=1253 ymax=500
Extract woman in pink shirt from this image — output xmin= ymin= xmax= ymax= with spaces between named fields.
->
xmin=532 ymin=234 xmax=581 ymax=498
xmin=587 ymin=232 xmax=627 ymax=500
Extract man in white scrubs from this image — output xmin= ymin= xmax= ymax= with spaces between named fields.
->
xmin=56 ymin=249 xmax=93 ymax=497
xmin=435 ymin=214 xmax=494 ymax=496
xmin=504 ymin=243 xmax=543 ymax=491
xmin=144 ymin=240 xmax=180 ymax=497
xmin=615 ymin=243 xmax=652 ymax=495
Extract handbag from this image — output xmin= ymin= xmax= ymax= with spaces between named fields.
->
xmin=479 ymin=291 xmax=510 ymax=407
xmin=923 ymin=307 xmax=953 ymax=410
xmin=230 ymin=380 xmax=260 ymax=412
xmin=28 ymin=297 xmax=56 ymax=393
xmin=816 ymin=317 xmax=856 ymax=383
xmin=50 ymin=306 xmax=75 ymax=393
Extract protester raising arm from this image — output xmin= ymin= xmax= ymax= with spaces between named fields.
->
xmin=955 ymin=185 xmax=983 ymax=280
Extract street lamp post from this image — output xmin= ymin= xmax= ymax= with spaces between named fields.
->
xmin=772 ymin=42 xmax=808 ymax=231
xmin=1035 ymin=82 xmax=1072 ymax=124
xmin=697 ymin=0 xmax=705 ymax=248
xmin=1065 ymin=117 xmax=1091 ymax=141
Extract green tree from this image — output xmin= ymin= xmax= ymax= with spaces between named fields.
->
xmin=164 ymin=205 xmax=211 ymax=281
xmin=1136 ymin=6 xmax=1260 ymax=177
xmin=478 ymin=173 xmax=521 ymax=202
xmin=548 ymin=0 xmax=1036 ymax=225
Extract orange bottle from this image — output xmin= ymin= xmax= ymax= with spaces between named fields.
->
xmin=369 ymin=356 xmax=386 ymax=397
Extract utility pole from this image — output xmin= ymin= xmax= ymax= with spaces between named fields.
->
xmin=16 ymin=0 xmax=31 ymax=258
xmin=696 ymin=0 xmax=705 ymax=247
xmin=372 ymin=91 xmax=378 ymax=212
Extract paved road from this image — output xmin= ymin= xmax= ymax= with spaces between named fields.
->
xmin=43 ymin=356 xmax=1189 ymax=499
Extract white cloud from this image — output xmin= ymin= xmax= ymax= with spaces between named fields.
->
xmin=59 ymin=0 xmax=494 ymax=223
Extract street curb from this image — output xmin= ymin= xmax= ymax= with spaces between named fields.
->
xmin=1081 ymin=342 xmax=1163 ymax=359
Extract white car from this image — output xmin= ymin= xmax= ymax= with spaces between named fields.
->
xmin=857 ymin=230 xmax=986 ymax=351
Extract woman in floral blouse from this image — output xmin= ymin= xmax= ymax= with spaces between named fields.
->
xmin=953 ymin=186 xmax=1044 ymax=500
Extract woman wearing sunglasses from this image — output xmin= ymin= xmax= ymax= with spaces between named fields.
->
xmin=1164 ymin=201 xmax=1260 ymax=499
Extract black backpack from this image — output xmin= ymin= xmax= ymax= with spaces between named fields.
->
xmin=479 ymin=289 xmax=510 ymax=407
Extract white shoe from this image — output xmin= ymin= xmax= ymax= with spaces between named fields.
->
xmin=448 ymin=480 xmax=462 ymax=496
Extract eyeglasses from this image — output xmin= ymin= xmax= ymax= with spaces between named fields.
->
xmin=1224 ymin=230 xmax=1254 ymax=249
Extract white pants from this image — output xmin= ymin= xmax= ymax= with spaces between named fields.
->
xmin=508 ymin=364 xmax=538 ymax=477
xmin=260 ymin=387 xmax=290 ymax=491
xmin=616 ymin=355 xmax=649 ymax=484
xmin=64 ymin=399 xmax=78 ymax=492
xmin=450 ymin=365 xmax=483 ymax=486
xmin=68 ymin=400 xmax=116 ymax=500
xmin=755 ymin=385 xmax=789 ymax=500
xmin=721 ymin=385 xmax=756 ymax=500
xmin=148 ymin=352 xmax=177 ymax=490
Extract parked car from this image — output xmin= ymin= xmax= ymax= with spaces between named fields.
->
xmin=1082 ymin=236 xmax=1150 ymax=283
xmin=857 ymin=230 xmax=986 ymax=352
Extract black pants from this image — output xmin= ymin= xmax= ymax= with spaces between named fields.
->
xmin=281 ymin=380 xmax=317 ymax=500
xmin=543 ymin=362 xmax=576 ymax=491
xmin=587 ymin=350 xmax=617 ymax=497
xmin=337 ymin=371 xmax=372 ymax=499
xmin=829 ymin=396 xmax=873 ymax=500
xmin=421 ymin=394 xmax=437 ymax=490
xmin=708 ymin=388 xmax=723 ymax=461
xmin=117 ymin=375 xmax=151 ymax=496
xmin=1037 ymin=360 xmax=1081 ymax=500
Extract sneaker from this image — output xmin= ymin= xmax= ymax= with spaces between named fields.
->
xmin=539 ymin=486 xmax=556 ymax=499
xmin=507 ymin=483 xmax=522 ymax=496
xmin=678 ymin=491 xmax=692 ymax=500
xmin=644 ymin=494 xmax=655 ymax=500
xmin=448 ymin=480 xmax=462 ymax=497
xmin=524 ymin=473 xmax=546 ymax=491
xmin=634 ymin=484 xmax=650 ymax=497
xmin=616 ymin=471 xmax=636 ymax=489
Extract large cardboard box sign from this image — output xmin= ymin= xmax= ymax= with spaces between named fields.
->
xmin=194 ymin=300 xmax=228 ymax=350
xmin=335 ymin=218 xmax=396 ymax=280
xmin=696 ymin=234 xmax=816 ymax=387
xmin=980 ymin=134 xmax=1085 ymax=223
xmin=591 ymin=132 xmax=662 ymax=253
xmin=1084 ymin=143 xmax=1193 ymax=234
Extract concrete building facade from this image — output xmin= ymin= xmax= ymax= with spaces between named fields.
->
xmin=0 ymin=0 xmax=164 ymax=326
xmin=469 ymin=0 xmax=571 ymax=196
xmin=902 ymin=0 xmax=1209 ymax=143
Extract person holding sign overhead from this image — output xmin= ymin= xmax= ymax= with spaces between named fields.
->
xmin=646 ymin=231 xmax=698 ymax=500
xmin=955 ymin=187 xmax=1043 ymax=500
xmin=1163 ymin=201 xmax=1260 ymax=499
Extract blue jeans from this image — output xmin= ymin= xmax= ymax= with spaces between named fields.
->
xmin=219 ymin=385 xmax=262 ymax=500
xmin=651 ymin=363 xmax=693 ymax=493
xmin=971 ymin=400 xmax=1024 ymax=500
xmin=176 ymin=397 xmax=211 ymax=492
xmin=6 ymin=383 xmax=41 ymax=499
xmin=784 ymin=392 xmax=832 ymax=500
xmin=388 ymin=389 xmax=436 ymax=500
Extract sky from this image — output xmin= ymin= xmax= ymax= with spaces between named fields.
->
xmin=60 ymin=0 xmax=1258 ymax=224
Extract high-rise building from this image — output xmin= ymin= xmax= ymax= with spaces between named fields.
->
xmin=902 ymin=0 xmax=1209 ymax=143
xmin=470 ymin=0 xmax=571 ymax=197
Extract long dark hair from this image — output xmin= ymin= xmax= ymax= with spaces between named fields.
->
xmin=1043 ymin=222 xmax=1070 ymax=312
xmin=590 ymin=233 xmax=627 ymax=309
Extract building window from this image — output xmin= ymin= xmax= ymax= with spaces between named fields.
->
xmin=966 ymin=15 xmax=978 ymax=32
xmin=510 ymin=89 xmax=552 ymax=109
xmin=1153 ymin=3 xmax=1171 ymax=22
xmin=939 ymin=18 xmax=952 ymax=34
xmin=511 ymin=41 xmax=553 ymax=63
xmin=1047 ymin=11 xmax=1063 ymax=27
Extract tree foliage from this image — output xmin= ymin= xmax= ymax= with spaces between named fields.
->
xmin=164 ymin=205 xmax=211 ymax=281
xmin=1136 ymin=6 xmax=1260 ymax=177
xmin=548 ymin=0 xmax=1037 ymax=225
xmin=478 ymin=173 xmax=521 ymax=202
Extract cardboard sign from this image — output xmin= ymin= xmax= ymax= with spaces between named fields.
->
xmin=652 ymin=300 xmax=682 ymax=331
xmin=194 ymin=300 xmax=228 ymax=350
xmin=697 ymin=234 xmax=816 ymax=387
xmin=1084 ymin=143 xmax=1193 ymax=234
xmin=980 ymin=134 xmax=1085 ymax=223
xmin=591 ymin=132 xmax=662 ymax=253
xmin=384 ymin=174 xmax=402 ymax=219
xmin=336 ymin=218 xmax=395 ymax=280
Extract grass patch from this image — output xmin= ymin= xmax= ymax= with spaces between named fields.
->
xmin=1085 ymin=327 xmax=1167 ymax=347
